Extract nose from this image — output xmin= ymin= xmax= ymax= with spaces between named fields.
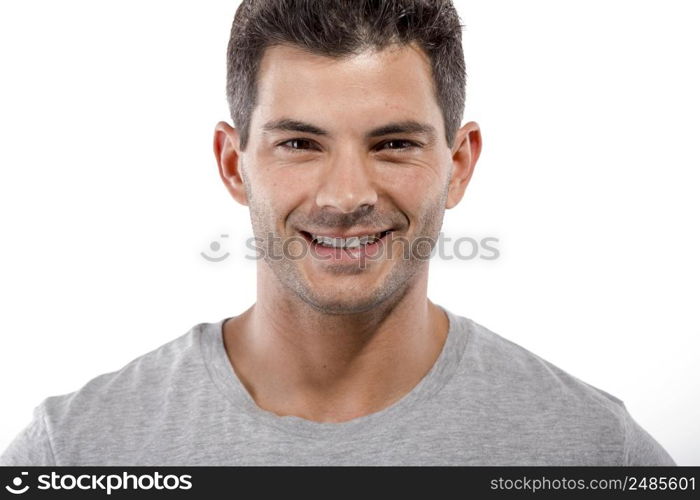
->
xmin=314 ymin=147 xmax=378 ymax=213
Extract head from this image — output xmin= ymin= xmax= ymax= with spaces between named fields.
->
xmin=215 ymin=0 xmax=482 ymax=314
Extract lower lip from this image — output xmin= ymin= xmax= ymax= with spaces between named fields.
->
xmin=300 ymin=231 xmax=391 ymax=264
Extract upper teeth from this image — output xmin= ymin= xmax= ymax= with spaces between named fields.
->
xmin=311 ymin=232 xmax=385 ymax=248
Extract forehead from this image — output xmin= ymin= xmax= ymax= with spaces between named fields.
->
xmin=250 ymin=43 xmax=443 ymax=139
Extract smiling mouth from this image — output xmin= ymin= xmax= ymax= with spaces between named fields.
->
xmin=299 ymin=229 xmax=393 ymax=250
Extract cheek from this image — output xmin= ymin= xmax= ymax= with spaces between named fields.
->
xmin=249 ymin=159 xmax=317 ymax=222
xmin=375 ymin=160 xmax=448 ymax=207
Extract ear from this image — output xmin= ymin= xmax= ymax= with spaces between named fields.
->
xmin=445 ymin=121 xmax=482 ymax=209
xmin=214 ymin=121 xmax=249 ymax=206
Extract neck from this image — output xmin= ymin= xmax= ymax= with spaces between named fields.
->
xmin=223 ymin=263 xmax=449 ymax=422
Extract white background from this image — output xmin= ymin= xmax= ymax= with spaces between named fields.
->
xmin=0 ymin=0 xmax=697 ymax=465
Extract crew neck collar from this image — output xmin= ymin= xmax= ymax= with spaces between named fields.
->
xmin=200 ymin=304 xmax=470 ymax=439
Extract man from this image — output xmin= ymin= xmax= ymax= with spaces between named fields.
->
xmin=1 ymin=0 xmax=675 ymax=465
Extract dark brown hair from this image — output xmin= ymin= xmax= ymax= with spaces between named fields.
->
xmin=226 ymin=0 xmax=466 ymax=150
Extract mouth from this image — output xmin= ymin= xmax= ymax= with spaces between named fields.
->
xmin=298 ymin=229 xmax=393 ymax=250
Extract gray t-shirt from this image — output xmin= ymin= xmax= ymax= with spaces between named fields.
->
xmin=0 ymin=306 xmax=675 ymax=466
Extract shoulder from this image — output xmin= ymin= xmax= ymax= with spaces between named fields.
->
xmin=445 ymin=312 xmax=675 ymax=465
xmin=1 ymin=320 xmax=220 ymax=465
xmin=451 ymin=314 xmax=625 ymax=411
xmin=38 ymin=321 xmax=218 ymax=452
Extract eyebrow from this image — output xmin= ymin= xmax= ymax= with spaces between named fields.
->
xmin=262 ymin=119 xmax=328 ymax=136
xmin=262 ymin=118 xmax=437 ymax=142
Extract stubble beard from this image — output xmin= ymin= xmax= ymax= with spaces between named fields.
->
xmin=242 ymin=164 xmax=449 ymax=316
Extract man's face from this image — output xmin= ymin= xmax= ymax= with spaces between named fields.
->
xmin=239 ymin=43 xmax=456 ymax=314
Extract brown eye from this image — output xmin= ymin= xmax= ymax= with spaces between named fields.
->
xmin=378 ymin=140 xmax=420 ymax=151
xmin=279 ymin=139 xmax=317 ymax=151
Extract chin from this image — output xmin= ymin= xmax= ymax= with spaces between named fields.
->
xmin=298 ymin=290 xmax=389 ymax=316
